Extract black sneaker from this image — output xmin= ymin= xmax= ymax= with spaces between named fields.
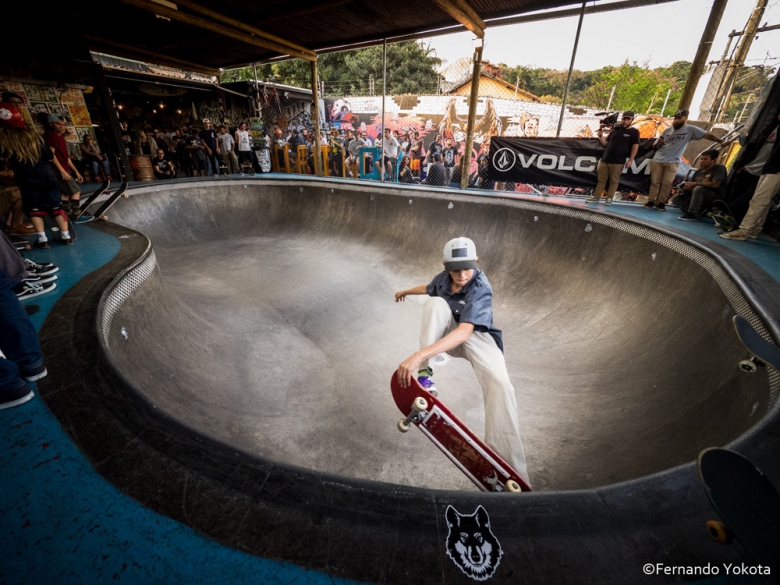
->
xmin=657 ymin=202 xmax=666 ymax=211
xmin=0 ymin=382 xmax=34 ymax=410
xmin=15 ymin=281 xmax=56 ymax=300
xmin=678 ymin=212 xmax=697 ymax=221
xmin=21 ymin=364 xmax=47 ymax=382
xmin=24 ymin=258 xmax=58 ymax=276
xmin=21 ymin=273 xmax=58 ymax=285
xmin=60 ymin=236 xmax=73 ymax=246
xmin=34 ymin=239 xmax=50 ymax=249
xmin=643 ymin=201 xmax=655 ymax=209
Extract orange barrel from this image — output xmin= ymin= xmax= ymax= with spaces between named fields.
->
xmin=129 ymin=155 xmax=155 ymax=181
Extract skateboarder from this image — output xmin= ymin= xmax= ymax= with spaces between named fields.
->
xmin=395 ymin=237 xmax=530 ymax=484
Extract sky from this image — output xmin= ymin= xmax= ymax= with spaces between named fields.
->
xmin=422 ymin=0 xmax=779 ymax=72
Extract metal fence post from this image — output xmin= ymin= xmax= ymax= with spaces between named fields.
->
xmin=460 ymin=42 xmax=483 ymax=190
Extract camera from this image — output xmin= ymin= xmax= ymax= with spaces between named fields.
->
xmin=596 ymin=111 xmax=619 ymax=133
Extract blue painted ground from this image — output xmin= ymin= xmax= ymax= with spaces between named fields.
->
xmin=1 ymin=180 xmax=777 ymax=584
xmin=0 ymin=222 xmax=365 ymax=585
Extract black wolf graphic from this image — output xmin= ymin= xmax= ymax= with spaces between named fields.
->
xmin=445 ymin=505 xmax=503 ymax=581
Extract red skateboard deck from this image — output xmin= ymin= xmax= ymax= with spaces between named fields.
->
xmin=391 ymin=371 xmax=532 ymax=493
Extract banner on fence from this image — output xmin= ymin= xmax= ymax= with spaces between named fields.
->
xmin=488 ymin=137 xmax=657 ymax=193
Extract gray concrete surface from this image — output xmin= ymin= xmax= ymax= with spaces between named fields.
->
xmin=105 ymin=179 xmax=771 ymax=492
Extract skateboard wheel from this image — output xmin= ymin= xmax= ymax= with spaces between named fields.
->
xmin=706 ymin=520 xmax=732 ymax=544
xmin=412 ymin=397 xmax=428 ymax=412
xmin=122 ymin=194 xmax=129 ymax=198
xmin=397 ymin=418 xmax=410 ymax=433
xmin=506 ymin=480 xmax=523 ymax=493
xmin=101 ymin=215 xmax=108 ymax=221
xmin=739 ymin=359 xmax=758 ymax=373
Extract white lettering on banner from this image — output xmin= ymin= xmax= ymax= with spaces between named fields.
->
xmin=630 ymin=158 xmax=651 ymax=174
xmin=537 ymin=154 xmax=558 ymax=170
xmin=574 ymin=156 xmax=598 ymax=172
xmin=557 ymin=156 xmax=574 ymax=171
xmin=518 ymin=153 xmax=537 ymax=168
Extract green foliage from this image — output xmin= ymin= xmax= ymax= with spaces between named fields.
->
xmin=220 ymin=41 xmax=441 ymax=96
xmin=498 ymin=60 xmax=692 ymax=113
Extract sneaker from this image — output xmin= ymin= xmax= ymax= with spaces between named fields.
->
xmin=21 ymin=273 xmax=58 ymax=285
xmin=60 ymin=236 xmax=73 ymax=246
xmin=0 ymin=382 xmax=34 ymax=410
xmin=678 ymin=212 xmax=697 ymax=221
xmin=585 ymin=196 xmax=599 ymax=203
xmin=34 ymin=239 xmax=50 ymax=249
xmin=15 ymin=281 xmax=56 ymax=300
xmin=7 ymin=225 xmax=37 ymax=235
xmin=643 ymin=201 xmax=655 ymax=209
xmin=417 ymin=370 xmax=438 ymax=397
xmin=656 ymin=202 xmax=666 ymax=211
xmin=21 ymin=364 xmax=47 ymax=382
xmin=604 ymin=198 xmax=613 ymax=206
xmin=718 ymin=229 xmax=749 ymax=241
xmin=24 ymin=258 xmax=58 ymax=276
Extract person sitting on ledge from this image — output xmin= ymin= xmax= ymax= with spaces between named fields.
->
xmin=152 ymin=149 xmax=176 ymax=180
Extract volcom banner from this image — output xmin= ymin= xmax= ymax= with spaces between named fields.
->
xmin=489 ymin=137 xmax=657 ymax=193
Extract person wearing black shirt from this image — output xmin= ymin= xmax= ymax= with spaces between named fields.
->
xmin=441 ymin=138 xmax=458 ymax=185
xmin=200 ymin=120 xmax=219 ymax=177
xmin=186 ymin=130 xmax=207 ymax=177
xmin=426 ymin=134 xmax=443 ymax=165
xmin=587 ymin=111 xmax=639 ymax=205
xmin=152 ymin=149 xmax=176 ymax=180
xmin=674 ymin=149 xmax=727 ymax=220
xmin=424 ymin=153 xmax=447 ymax=186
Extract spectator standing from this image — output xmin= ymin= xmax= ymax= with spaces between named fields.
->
xmin=675 ymin=149 xmax=727 ymax=220
xmin=43 ymin=113 xmax=83 ymax=218
xmin=119 ymin=121 xmax=135 ymax=155
xmin=135 ymin=130 xmax=158 ymax=157
xmin=720 ymin=114 xmax=780 ymax=240
xmin=185 ymin=129 xmax=207 ymax=177
xmin=587 ymin=111 xmax=639 ymax=205
xmin=426 ymin=134 xmax=443 ymax=165
xmin=442 ymin=138 xmax=459 ymax=185
xmin=217 ymin=125 xmax=238 ymax=174
xmin=234 ymin=123 xmax=253 ymax=174
xmin=380 ymin=127 xmax=399 ymax=181
xmin=79 ymin=134 xmax=111 ymax=182
xmin=152 ymin=130 xmax=168 ymax=154
xmin=200 ymin=120 xmax=219 ymax=176
xmin=410 ymin=130 xmax=424 ymax=177
xmin=645 ymin=109 xmax=722 ymax=211
xmin=0 ymin=104 xmax=73 ymax=246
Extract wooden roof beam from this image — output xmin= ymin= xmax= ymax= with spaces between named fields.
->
xmin=432 ymin=0 xmax=485 ymax=38
xmin=172 ymin=0 xmax=316 ymax=58
xmin=117 ymin=0 xmax=317 ymax=61
xmin=86 ymin=35 xmax=220 ymax=76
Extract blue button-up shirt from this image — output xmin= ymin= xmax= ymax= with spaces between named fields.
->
xmin=426 ymin=270 xmax=504 ymax=352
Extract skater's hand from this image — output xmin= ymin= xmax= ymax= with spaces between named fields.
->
xmin=397 ymin=354 xmax=422 ymax=388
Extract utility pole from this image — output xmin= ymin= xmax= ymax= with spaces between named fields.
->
xmin=557 ymin=0 xmax=586 ymax=137
xmin=678 ymin=0 xmax=728 ymax=112
xmin=713 ymin=0 xmax=768 ymax=123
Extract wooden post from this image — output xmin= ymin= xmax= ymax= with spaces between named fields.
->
xmin=311 ymin=58 xmax=323 ymax=176
xmin=460 ymin=43 xmax=483 ymax=190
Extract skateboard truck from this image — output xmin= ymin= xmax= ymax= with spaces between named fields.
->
xmin=397 ymin=396 xmax=429 ymax=433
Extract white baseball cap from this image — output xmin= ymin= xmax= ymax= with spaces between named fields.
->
xmin=443 ymin=237 xmax=478 ymax=271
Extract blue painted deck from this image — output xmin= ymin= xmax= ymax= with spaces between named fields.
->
xmin=1 ymin=177 xmax=777 ymax=584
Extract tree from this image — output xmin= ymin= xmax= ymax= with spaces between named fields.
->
xmin=220 ymin=41 xmax=441 ymax=96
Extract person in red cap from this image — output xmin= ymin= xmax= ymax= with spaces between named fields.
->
xmin=0 ymin=103 xmax=73 ymax=246
xmin=43 ymin=113 xmax=83 ymax=218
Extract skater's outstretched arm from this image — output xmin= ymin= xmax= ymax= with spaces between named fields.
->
xmin=397 ymin=322 xmax=474 ymax=388
xmin=394 ymin=285 xmax=427 ymax=302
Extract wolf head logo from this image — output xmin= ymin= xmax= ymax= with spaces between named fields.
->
xmin=445 ymin=505 xmax=503 ymax=581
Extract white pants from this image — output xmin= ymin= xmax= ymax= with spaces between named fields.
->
xmin=420 ymin=297 xmax=530 ymax=484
